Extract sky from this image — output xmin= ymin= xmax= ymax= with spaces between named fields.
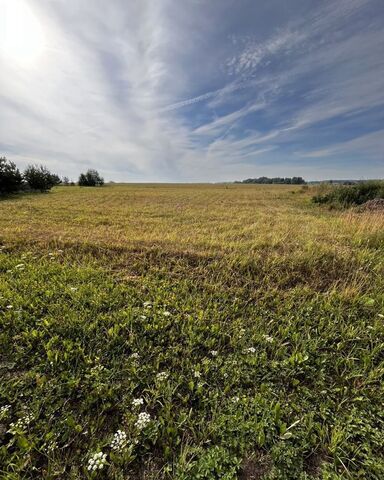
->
xmin=0 ymin=0 xmax=383 ymax=182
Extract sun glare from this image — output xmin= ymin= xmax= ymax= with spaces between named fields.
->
xmin=0 ymin=0 xmax=45 ymax=66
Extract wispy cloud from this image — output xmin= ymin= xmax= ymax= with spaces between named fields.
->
xmin=0 ymin=0 xmax=383 ymax=181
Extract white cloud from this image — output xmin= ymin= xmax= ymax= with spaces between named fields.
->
xmin=0 ymin=0 xmax=383 ymax=182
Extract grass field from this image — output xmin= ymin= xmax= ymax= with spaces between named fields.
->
xmin=1 ymin=184 xmax=383 ymax=479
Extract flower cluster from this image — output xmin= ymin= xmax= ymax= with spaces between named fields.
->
xmin=47 ymin=440 xmax=58 ymax=452
xmin=244 ymin=347 xmax=256 ymax=354
xmin=135 ymin=412 xmax=151 ymax=430
xmin=110 ymin=429 xmax=127 ymax=452
xmin=132 ymin=397 xmax=144 ymax=408
xmin=130 ymin=352 xmax=139 ymax=360
xmin=210 ymin=350 xmax=218 ymax=357
xmin=8 ymin=412 xmax=34 ymax=434
xmin=87 ymin=452 xmax=107 ymax=471
xmin=156 ymin=371 xmax=169 ymax=381
xmin=194 ymin=371 xmax=201 ymax=378
xmin=0 ymin=405 xmax=11 ymax=418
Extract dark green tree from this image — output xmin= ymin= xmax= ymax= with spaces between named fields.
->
xmin=24 ymin=164 xmax=58 ymax=192
xmin=0 ymin=156 xmax=23 ymax=196
xmin=78 ymin=169 xmax=104 ymax=186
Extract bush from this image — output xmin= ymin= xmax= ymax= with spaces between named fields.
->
xmin=24 ymin=165 xmax=60 ymax=192
xmin=312 ymin=181 xmax=384 ymax=208
xmin=0 ymin=156 xmax=23 ymax=196
xmin=78 ymin=169 xmax=104 ymax=187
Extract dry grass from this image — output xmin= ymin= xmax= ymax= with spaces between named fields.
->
xmin=1 ymin=184 xmax=383 ymax=294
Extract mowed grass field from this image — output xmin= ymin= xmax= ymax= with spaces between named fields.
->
xmin=0 ymin=184 xmax=383 ymax=479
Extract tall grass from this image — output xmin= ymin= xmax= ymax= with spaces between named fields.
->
xmin=312 ymin=180 xmax=384 ymax=208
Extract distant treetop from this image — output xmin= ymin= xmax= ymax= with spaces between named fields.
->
xmin=236 ymin=176 xmax=306 ymax=185
xmin=78 ymin=169 xmax=104 ymax=187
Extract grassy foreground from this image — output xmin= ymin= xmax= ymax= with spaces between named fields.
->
xmin=0 ymin=184 xmax=383 ymax=479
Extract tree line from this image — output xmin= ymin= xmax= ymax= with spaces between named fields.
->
xmin=0 ymin=156 xmax=104 ymax=197
xmin=236 ymin=176 xmax=306 ymax=184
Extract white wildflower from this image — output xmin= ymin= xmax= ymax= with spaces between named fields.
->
xmin=132 ymin=398 xmax=144 ymax=408
xmin=0 ymin=405 xmax=11 ymax=418
xmin=130 ymin=352 xmax=139 ymax=360
xmin=210 ymin=350 xmax=218 ymax=357
xmin=87 ymin=452 xmax=107 ymax=471
xmin=194 ymin=371 xmax=201 ymax=378
xmin=143 ymin=301 xmax=152 ymax=308
xmin=8 ymin=412 xmax=34 ymax=434
xmin=6 ymin=305 xmax=13 ymax=309
xmin=47 ymin=440 xmax=58 ymax=452
xmin=140 ymin=315 xmax=147 ymax=320
xmin=163 ymin=311 xmax=171 ymax=317
xmin=110 ymin=429 xmax=127 ymax=452
xmin=135 ymin=412 xmax=151 ymax=430
xmin=69 ymin=287 xmax=78 ymax=292
xmin=232 ymin=396 xmax=240 ymax=403
xmin=244 ymin=347 xmax=256 ymax=354
xmin=156 ymin=371 xmax=169 ymax=381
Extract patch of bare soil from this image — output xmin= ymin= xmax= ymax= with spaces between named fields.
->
xmin=239 ymin=452 xmax=272 ymax=479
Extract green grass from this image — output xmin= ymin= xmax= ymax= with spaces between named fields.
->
xmin=0 ymin=184 xmax=383 ymax=479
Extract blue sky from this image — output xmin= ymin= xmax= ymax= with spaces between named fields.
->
xmin=0 ymin=0 xmax=383 ymax=181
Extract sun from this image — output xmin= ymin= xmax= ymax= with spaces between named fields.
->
xmin=0 ymin=0 xmax=45 ymax=66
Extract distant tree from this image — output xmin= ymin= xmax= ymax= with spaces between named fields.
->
xmin=78 ymin=173 xmax=87 ymax=186
xmin=0 ymin=156 xmax=23 ymax=196
xmin=50 ymin=173 xmax=62 ymax=186
xmin=78 ymin=169 xmax=104 ymax=187
xmin=62 ymin=176 xmax=70 ymax=185
xmin=240 ymin=176 xmax=305 ymax=185
xmin=24 ymin=164 xmax=59 ymax=192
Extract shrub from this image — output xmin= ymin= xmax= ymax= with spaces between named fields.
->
xmin=24 ymin=164 xmax=59 ymax=192
xmin=0 ymin=156 xmax=23 ymax=196
xmin=312 ymin=180 xmax=384 ymax=208
xmin=78 ymin=169 xmax=104 ymax=187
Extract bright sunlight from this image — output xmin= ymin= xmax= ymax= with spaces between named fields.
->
xmin=0 ymin=0 xmax=45 ymax=66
